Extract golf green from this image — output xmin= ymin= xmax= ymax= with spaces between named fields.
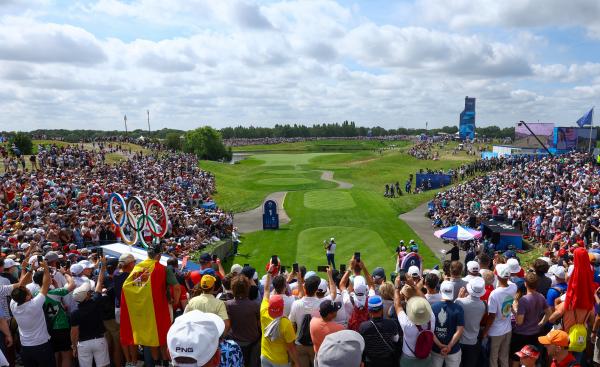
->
xmin=304 ymin=190 xmax=356 ymax=210
xmin=252 ymin=153 xmax=344 ymax=166
xmin=256 ymin=178 xmax=316 ymax=186
xmin=296 ymin=226 xmax=389 ymax=268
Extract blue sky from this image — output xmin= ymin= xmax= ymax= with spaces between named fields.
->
xmin=1 ymin=0 xmax=600 ymax=131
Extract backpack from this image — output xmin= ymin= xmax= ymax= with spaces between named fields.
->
xmin=407 ymin=322 xmax=434 ymax=359
xmin=348 ymin=297 xmax=370 ymax=331
xmin=296 ymin=313 xmax=313 ymax=346
xmin=568 ymin=312 xmax=588 ymax=352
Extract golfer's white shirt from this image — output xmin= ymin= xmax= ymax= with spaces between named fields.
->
xmin=326 ymin=242 xmax=336 ymax=254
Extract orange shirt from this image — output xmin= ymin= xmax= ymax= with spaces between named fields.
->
xmin=309 ymin=317 xmax=345 ymax=353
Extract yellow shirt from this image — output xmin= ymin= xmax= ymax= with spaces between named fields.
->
xmin=184 ymin=294 xmax=229 ymax=321
xmin=260 ymin=297 xmax=296 ymax=365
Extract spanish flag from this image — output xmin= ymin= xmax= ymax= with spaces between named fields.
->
xmin=120 ymin=259 xmax=171 ymax=346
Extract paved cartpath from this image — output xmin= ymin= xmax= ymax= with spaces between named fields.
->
xmin=233 ymin=171 xmax=353 ymax=233
xmin=399 ymin=202 xmax=455 ymax=261
xmin=234 ymin=192 xmax=290 ymax=234
xmin=320 ymin=170 xmax=354 ymax=189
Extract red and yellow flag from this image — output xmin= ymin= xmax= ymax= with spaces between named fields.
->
xmin=120 ymin=259 xmax=171 ymax=346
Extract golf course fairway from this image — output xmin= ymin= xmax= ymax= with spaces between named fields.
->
xmin=200 ymin=141 xmax=476 ymax=272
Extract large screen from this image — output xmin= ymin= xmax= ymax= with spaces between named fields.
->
xmin=514 ymin=123 xmax=554 ymax=148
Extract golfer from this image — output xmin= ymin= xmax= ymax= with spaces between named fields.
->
xmin=324 ymin=238 xmax=336 ymax=270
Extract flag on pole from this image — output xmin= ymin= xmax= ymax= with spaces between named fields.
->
xmin=576 ymin=108 xmax=593 ymax=127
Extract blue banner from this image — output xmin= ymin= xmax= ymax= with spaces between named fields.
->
xmin=416 ymin=174 xmax=452 ymax=190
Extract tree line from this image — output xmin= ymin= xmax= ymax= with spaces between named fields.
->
xmin=220 ymin=122 xmax=515 ymax=139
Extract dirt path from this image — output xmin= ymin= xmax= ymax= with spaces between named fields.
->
xmin=399 ymin=202 xmax=460 ymax=261
xmin=234 ymin=192 xmax=290 ymax=234
xmin=320 ymin=170 xmax=354 ymax=189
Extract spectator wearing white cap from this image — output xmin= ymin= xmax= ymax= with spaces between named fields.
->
xmin=463 ymin=261 xmax=480 ymax=282
xmin=70 ymin=256 xmax=108 ymax=367
xmin=546 ymin=266 xmax=567 ymax=311
xmin=316 ymin=330 xmax=365 ymax=367
xmin=430 ymin=281 xmax=464 ymax=367
xmin=507 ymin=258 xmax=525 ymax=289
xmin=167 ymin=310 xmax=224 ymax=367
xmin=455 ymin=277 xmax=487 ymax=367
xmin=482 ymin=263 xmax=517 ymax=367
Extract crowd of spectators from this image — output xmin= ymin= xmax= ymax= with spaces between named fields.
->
xmin=1 ymin=143 xmax=232 ymax=259
xmin=429 ymin=153 xmax=599 ymax=248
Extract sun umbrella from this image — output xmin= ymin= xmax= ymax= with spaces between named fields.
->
xmin=434 ymin=225 xmax=482 ymax=241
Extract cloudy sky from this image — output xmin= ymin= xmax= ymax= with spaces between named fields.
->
xmin=2 ymin=0 xmax=600 ymax=131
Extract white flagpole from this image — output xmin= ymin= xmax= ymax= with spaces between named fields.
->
xmin=588 ymin=107 xmax=595 ymax=154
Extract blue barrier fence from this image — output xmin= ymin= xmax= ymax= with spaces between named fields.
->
xmin=416 ymin=174 xmax=452 ymax=190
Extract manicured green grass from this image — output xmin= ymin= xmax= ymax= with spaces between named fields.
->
xmin=256 ymin=177 xmax=316 ymax=186
xmin=303 ymin=190 xmax=356 ymax=210
xmin=252 ymin=153 xmax=344 ymax=166
xmin=204 ymin=142 xmax=478 ymax=273
xmin=296 ymin=226 xmax=388 ymax=267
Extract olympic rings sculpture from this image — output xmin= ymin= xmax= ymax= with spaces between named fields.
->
xmin=107 ymin=193 xmax=169 ymax=249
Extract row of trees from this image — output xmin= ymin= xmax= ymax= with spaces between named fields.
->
xmin=220 ymin=122 xmax=515 ymax=139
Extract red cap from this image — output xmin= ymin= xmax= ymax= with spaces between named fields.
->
xmin=268 ymin=295 xmax=284 ymax=318
xmin=189 ymin=271 xmax=201 ymax=285
xmin=515 ymin=345 xmax=540 ymax=359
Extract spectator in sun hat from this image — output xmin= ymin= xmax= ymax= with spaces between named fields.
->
xmin=185 ymin=274 xmax=230 ymax=336
xmin=538 ymin=330 xmax=577 ymax=367
xmin=514 ymin=344 xmax=540 ymax=367
xmin=316 ymin=330 xmax=365 ymax=367
xmin=167 ymin=310 xmax=224 ymax=367
xmin=463 ymin=261 xmax=480 ymax=282
xmin=482 ymin=263 xmax=517 ymax=367
xmin=358 ymin=295 xmax=400 ymax=367
xmin=455 ymin=277 xmax=486 ymax=367
xmin=430 ymin=281 xmax=464 ymax=367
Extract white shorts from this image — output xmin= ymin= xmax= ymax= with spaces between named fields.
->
xmin=78 ymin=337 xmax=110 ymax=367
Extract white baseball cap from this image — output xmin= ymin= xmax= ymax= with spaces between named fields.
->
xmin=3 ymin=259 xmax=18 ymax=268
xmin=507 ymin=258 xmax=521 ymax=274
xmin=440 ymin=280 xmax=454 ymax=301
xmin=167 ymin=310 xmax=224 ymax=366
xmin=495 ymin=264 xmax=511 ymax=279
xmin=78 ymin=260 xmax=94 ymax=269
xmin=70 ymin=264 xmax=84 ymax=276
xmin=318 ymin=279 xmax=328 ymax=293
xmin=466 ymin=277 xmax=486 ymax=298
xmin=408 ymin=266 xmax=420 ymax=277
xmin=230 ymin=264 xmax=242 ymax=274
xmin=467 ymin=261 xmax=480 ymax=273
xmin=554 ymin=266 xmax=566 ymax=279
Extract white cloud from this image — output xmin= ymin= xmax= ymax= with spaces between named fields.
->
xmin=342 ymin=24 xmax=532 ymax=77
xmin=0 ymin=17 xmax=106 ymax=64
xmin=0 ymin=0 xmax=599 ymax=130
xmin=418 ymin=0 xmax=600 ymax=38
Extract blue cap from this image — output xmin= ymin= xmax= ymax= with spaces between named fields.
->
xmin=368 ymin=295 xmax=383 ymax=311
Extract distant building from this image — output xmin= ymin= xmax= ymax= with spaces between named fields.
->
xmin=459 ymin=97 xmax=476 ymax=140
